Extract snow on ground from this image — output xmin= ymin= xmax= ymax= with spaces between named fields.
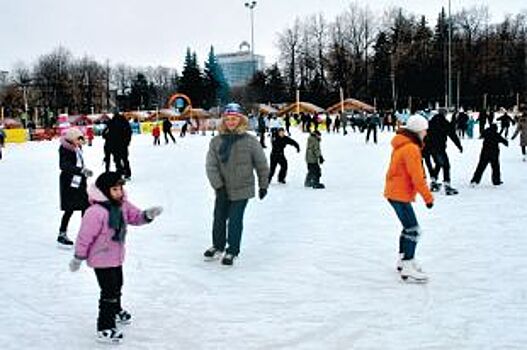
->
xmin=0 ymin=128 xmax=526 ymax=350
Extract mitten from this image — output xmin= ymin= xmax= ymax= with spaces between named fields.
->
xmin=319 ymin=156 xmax=325 ymax=164
xmin=144 ymin=206 xmax=163 ymax=220
xmin=426 ymin=202 xmax=434 ymax=209
xmin=81 ymin=168 xmax=94 ymax=177
xmin=69 ymin=257 xmax=82 ymax=272
xmin=259 ymin=188 xmax=268 ymax=200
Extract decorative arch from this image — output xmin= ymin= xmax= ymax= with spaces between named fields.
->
xmin=166 ymin=93 xmax=192 ymax=112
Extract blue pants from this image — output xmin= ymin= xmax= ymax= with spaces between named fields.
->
xmin=212 ymin=189 xmax=248 ymax=256
xmin=388 ymin=200 xmax=421 ymax=260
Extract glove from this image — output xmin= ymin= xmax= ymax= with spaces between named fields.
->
xmin=144 ymin=206 xmax=163 ymax=220
xmin=426 ymin=202 xmax=434 ymax=209
xmin=81 ymin=168 xmax=93 ymax=177
xmin=458 ymin=146 xmax=463 ymax=153
xmin=297 ymin=148 xmax=300 ymax=153
xmin=258 ymin=188 xmax=267 ymax=200
xmin=319 ymin=156 xmax=325 ymax=164
xmin=69 ymin=257 xmax=82 ymax=272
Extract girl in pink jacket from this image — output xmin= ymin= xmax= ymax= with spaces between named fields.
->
xmin=69 ymin=172 xmax=163 ymax=344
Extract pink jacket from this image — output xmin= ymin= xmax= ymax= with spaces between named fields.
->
xmin=74 ymin=185 xmax=148 ymax=268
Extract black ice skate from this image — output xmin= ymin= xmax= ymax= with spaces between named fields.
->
xmin=97 ymin=328 xmax=124 ymax=344
xmin=430 ymin=179 xmax=441 ymax=192
xmin=312 ymin=183 xmax=325 ymax=189
xmin=203 ymin=246 xmax=223 ymax=261
xmin=221 ymin=253 xmax=236 ymax=266
xmin=57 ymin=232 xmax=74 ymax=249
xmin=116 ymin=310 xmax=132 ymax=325
xmin=444 ymin=183 xmax=459 ymax=195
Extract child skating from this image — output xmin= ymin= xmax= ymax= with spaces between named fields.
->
xmin=470 ymin=124 xmax=508 ymax=186
xmin=69 ymin=172 xmax=163 ymax=344
xmin=384 ymin=114 xmax=434 ymax=283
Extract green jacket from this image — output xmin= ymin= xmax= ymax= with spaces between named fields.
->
xmin=305 ymin=134 xmax=322 ymax=164
xmin=206 ymin=120 xmax=269 ymax=201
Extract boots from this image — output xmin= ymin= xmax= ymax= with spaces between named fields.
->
xmin=444 ymin=182 xmax=459 ymax=195
xmin=430 ymin=178 xmax=441 ymax=192
xmin=400 ymin=260 xmax=428 ymax=283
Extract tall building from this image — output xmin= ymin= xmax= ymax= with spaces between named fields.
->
xmin=217 ymin=43 xmax=264 ymax=87
xmin=0 ymin=71 xmax=8 ymax=88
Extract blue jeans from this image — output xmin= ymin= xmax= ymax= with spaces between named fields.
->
xmin=388 ymin=200 xmax=421 ymax=260
xmin=212 ymin=189 xmax=248 ymax=256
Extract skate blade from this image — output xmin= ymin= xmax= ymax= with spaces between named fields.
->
xmin=56 ymin=243 xmax=74 ymax=250
xmin=203 ymin=253 xmax=223 ymax=262
xmin=400 ymin=276 xmax=429 ymax=284
xmin=96 ymin=337 xmax=123 ymax=344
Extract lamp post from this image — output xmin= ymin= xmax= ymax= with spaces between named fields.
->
xmin=448 ymin=0 xmax=452 ymax=110
xmin=245 ymin=1 xmax=257 ymax=74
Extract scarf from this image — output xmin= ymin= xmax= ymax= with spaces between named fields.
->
xmin=99 ymin=201 xmax=127 ymax=243
xmin=219 ymin=134 xmax=244 ymax=163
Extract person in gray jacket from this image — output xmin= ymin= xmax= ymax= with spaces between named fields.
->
xmin=204 ymin=103 xmax=270 ymax=265
xmin=512 ymin=110 xmax=527 ymax=161
xmin=305 ymin=130 xmax=325 ymax=189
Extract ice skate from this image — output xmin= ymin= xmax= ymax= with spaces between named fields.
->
xmin=221 ymin=253 xmax=236 ymax=266
xmin=522 ymin=156 xmax=526 ymax=162
xmin=57 ymin=232 xmax=74 ymax=249
xmin=397 ymin=254 xmax=422 ymax=273
xmin=312 ymin=183 xmax=325 ymax=189
xmin=96 ymin=328 xmax=124 ymax=344
xmin=116 ymin=310 xmax=132 ymax=325
xmin=429 ymin=179 xmax=441 ymax=192
xmin=400 ymin=260 xmax=428 ymax=284
xmin=443 ymin=182 xmax=458 ymax=195
xmin=203 ymin=246 xmax=223 ymax=261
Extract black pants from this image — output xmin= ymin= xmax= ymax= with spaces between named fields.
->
xmin=114 ymin=148 xmax=131 ymax=178
xmin=259 ymin=132 xmax=266 ymax=148
xmin=500 ymin=126 xmax=510 ymax=138
xmin=153 ymin=136 xmax=160 ymax=145
xmin=59 ymin=209 xmax=85 ymax=232
xmin=94 ymin=266 xmax=123 ymax=331
xmin=285 ymin=124 xmax=291 ymax=136
xmin=471 ymin=152 xmax=501 ymax=185
xmin=104 ymin=145 xmax=112 ymax=172
xmin=366 ymin=125 xmax=378 ymax=143
xmin=429 ymin=150 xmax=451 ymax=183
xmin=269 ymin=153 xmax=288 ymax=182
xmin=164 ymin=130 xmax=176 ymax=143
xmin=522 ymin=146 xmax=526 ymax=155
xmin=212 ymin=190 xmax=248 ymax=256
xmin=305 ymin=163 xmax=321 ymax=186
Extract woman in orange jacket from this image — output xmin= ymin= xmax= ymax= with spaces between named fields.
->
xmin=384 ymin=114 xmax=434 ymax=283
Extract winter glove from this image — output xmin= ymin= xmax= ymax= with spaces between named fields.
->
xmin=458 ymin=146 xmax=463 ymax=153
xmin=258 ymin=188 xmax=268 ymax=200
xmin=144 ymin=206 xmax=163 ymax=220
xmin=296 ymin=147 xmax=301 ymax=153
xmin=69 ymin=257 xmax=82 ymax=272
xmin=319 ymin=156 xmax=325 ymax=164
xmin=81 ymin=168 xmax=94 ymax=177
xmin=426 ymin=202 xmax=434 ymax=209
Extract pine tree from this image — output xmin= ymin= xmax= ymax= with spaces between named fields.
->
xmin=203 ymin=46 xmax=230 ymax=109
xmin=179 ymin=48 xmax=205 ymax=107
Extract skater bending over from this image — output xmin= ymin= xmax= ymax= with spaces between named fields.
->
xmin=268 ymin=127 xmax=300 ymax=184
xmin=204 ymin=103 xmax=269 ymax=266
xmin=69 ymin=172 xmax=163 ymax=344
xmin=470 ymin=124 xmax=508 ymax=186
xmin=384 ymin=115 xmax=434 ymax=283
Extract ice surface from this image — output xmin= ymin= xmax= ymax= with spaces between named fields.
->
xmin=0 ymin=128 xmax=526 ymax=349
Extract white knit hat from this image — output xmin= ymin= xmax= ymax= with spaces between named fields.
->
xmin=65 ymin=127 xmax=84 ymax=142
xmin=403 ymin=114 xmax=428 ymax=133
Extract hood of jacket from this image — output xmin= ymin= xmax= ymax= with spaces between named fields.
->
xmin=218 ymin=115 xmax=249 ymax=135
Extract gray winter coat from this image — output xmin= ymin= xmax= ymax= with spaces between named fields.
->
xmin=306 ymin=134 xmax=322 ymax=164
xmin=206 ymin=118 xmax=269 ymax=201
xmin=512 ymin=115 xmax=527 ymax=147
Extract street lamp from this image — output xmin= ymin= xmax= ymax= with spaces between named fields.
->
xmin=245 ymin=1 xmax=257 ymax=74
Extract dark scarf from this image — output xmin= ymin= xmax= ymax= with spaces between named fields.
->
xmin=98 ymin=201 xmax=127 ymax=243
xmin=219 ymin=133 xmax=244 ymax=163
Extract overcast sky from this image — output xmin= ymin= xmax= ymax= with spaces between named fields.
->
xmin=1 ymin=0 xmax=526 ymax=73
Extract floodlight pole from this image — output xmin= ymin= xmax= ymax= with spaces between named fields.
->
xmin=245 ymin=1 xmax=257 ymax=74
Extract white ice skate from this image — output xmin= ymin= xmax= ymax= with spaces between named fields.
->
xmin=96 ymin=328 xmax=123 ymax=344
xmin=396 ymin=254 xmax=422 ymax=273
xmin=400 ymin=260 xmax=428 ymax=284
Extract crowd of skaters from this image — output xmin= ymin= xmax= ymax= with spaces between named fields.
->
xmin=39 ymin=101 xmax=527 ymax=343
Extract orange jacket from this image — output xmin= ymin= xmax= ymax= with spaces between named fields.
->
xmin=384 ymin=132 xmax=433 ymax=204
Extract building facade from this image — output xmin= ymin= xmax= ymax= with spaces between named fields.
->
xmin=217 ymin=49 xmax=264 ymax=87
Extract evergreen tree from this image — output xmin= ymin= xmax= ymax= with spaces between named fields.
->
xmin=179 ymin=48 xmax=205 ymax=107
xmin=203 ymin=46 xmax=230 ymax=109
